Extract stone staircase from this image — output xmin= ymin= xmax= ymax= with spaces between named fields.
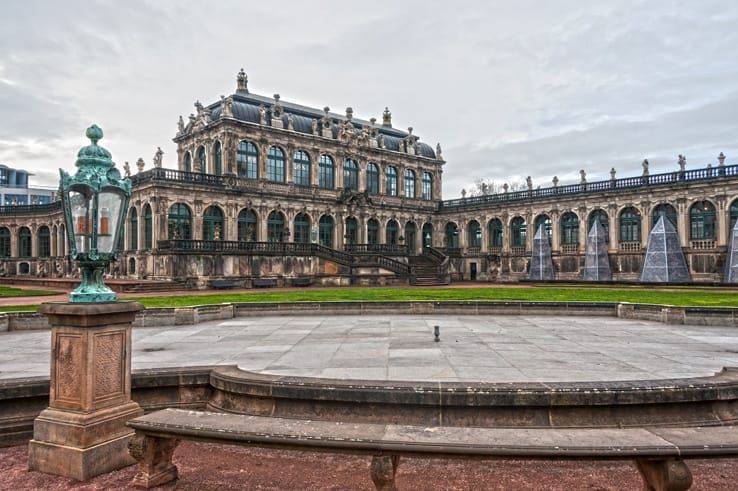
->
xmin=409 ymin=254 xmax=449 ymax=286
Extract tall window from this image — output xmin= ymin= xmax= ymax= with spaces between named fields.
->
xmin=144 ymin=204 xmax=153 ymax=249
xmin=213 ymin=141 xmax=223 ymax=175
xmin=129 ymin=208 xmax=138 ymax=250
xmin=386 ymin=220 xmax=399 ymax=245
xmin=319 ymin=155 xmax=334 ymax=189
xmin=238 ymin=209 xmax=258 ymax=241
xmin=619 ymin=207 xmax=641 ymax=242
xmin=168 ymin=203 xmax=192 ymax=240
xmin=343 ymin=159 xmax=358 ymax=191
xmin=730 ymin=199 xmax=738 ymax=232
xmin=184 ymin=152 xmax=192 ymax=172
xmin=237 ymin=141 xmax=259 ymax=179
xmin=319 ymin=215 xmax=334 ymax=247
xmin=18 ymin=227 xmax=31 ymax=257
xmin=267 ymin=146 xmax=285 ymax=183
xmin=445 ymin=222 xmax=459 ymax=248
xmin=560 ymin=212 xmax=579 ymax=245
xmin=386 ymin=166 xmax=398 ymax=196
xmin=690 ymin=201 xmax=716 ymax=240
xmin=0 ymin=227 xmax=9 ymax=257
xmin=652 ymin=203 xmax=677 ymax=230
xmin=510 ymin=217 xmax=526 ymax=248
xmin=203 ymin=206 xmax=224 ymax=240
xmin=534 ymin=214 xmax=551 ymax=242
xmin=488 ymin=219 xmax=503 ymax=248
xmin=267 ymin=211 xmax=285 ymax=242
xmin=468 ymin=220 xmax=481 ymax=248
xmin=345 ymin=217 xmax=358 ymax=245
xmin=366 ymin=163 xmax=379 ymax=194
xmin=367 ymin=218 xmax=379 ymax=245
xmin=404 ymin=169 xmax=416 ymax=198
xmin=38 ymin=226 xmax=50 ymax=257
xmin=293 ymin=150 xmax=311 ymax=187
xmin=588 ymin=210 xmax=609 ymax=242
xmin=422 ymin=172 xmax=433 ymax=200
xmin=422 ymin=223 xmax=433 ymax=247
xmin=294 ymin=213 xmax=311 ymax=243
xmin=197 ymin=146 xmax=206 ymax=173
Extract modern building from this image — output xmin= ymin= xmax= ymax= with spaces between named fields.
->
xmin=1 ymin=70 xmax=736 ymax=285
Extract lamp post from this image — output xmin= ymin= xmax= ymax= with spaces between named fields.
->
xmin=60 ymin=124 xmax=131 ymax=302
xmin=29 ymin=126 xmax=143 ymax=481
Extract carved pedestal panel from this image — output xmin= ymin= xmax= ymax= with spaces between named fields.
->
xmin=28 ymin=301 xmax=144 ymax=481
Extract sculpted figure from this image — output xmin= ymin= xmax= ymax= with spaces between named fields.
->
xmin=153 ymin=147 xmax=163 ymax=168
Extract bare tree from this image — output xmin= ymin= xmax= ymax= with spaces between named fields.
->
xmin=468 ymin=178 xmax=526 ymax=197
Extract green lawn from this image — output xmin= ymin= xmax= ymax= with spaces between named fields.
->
xmin=0 ymin=286 xmax=61 ymax=297
xmin=2 ymin=286 xmax=737 ymax=312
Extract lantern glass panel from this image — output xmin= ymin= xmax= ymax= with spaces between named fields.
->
xmin=98 ymin=188 xmax=125 ymax=254
xmin=69 ymin=190 xmax=92 ymax=253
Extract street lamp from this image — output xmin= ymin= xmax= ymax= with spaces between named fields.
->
xmin=60 ymin=125 xmax=131 ymax=302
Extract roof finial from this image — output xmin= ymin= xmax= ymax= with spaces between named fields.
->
xmin=345 ymin=107 xmax=353 ymax=120
xmin=237 ymin=68 xmax=248 ymax=93
xmin=383 ymin=107 xmax=392 ymax=127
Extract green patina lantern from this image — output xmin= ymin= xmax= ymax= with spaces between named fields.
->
xmin=60 ymin=125 xmax=131 ymax=302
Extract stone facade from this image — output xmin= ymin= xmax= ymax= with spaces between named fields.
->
xmin=1 ymin=70 xmax=737 ymax=284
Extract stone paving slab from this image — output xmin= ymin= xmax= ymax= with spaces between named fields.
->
xmin=2 ymin=315 xmax=738 ymax=382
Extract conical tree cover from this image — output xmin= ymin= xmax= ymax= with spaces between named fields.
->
xmin=724 ymin=219 xmax=738 ymax=283
xmin=529 ymin=224 xmax=555 ymax=280
xmin=640 ymin=216 xmax=691 ymax=283
xmin=583 ymin=220 xmax=612 ymax=281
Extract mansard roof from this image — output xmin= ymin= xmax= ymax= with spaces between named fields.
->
xmin=205 ymin=91 xmax=437 ymax=159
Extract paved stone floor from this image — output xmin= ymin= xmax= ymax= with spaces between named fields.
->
xmin=3 ymin=314 xmax=738 ymax=382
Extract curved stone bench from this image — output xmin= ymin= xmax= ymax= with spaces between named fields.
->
xmin=127 ymin=408 xmax=738 ymax=490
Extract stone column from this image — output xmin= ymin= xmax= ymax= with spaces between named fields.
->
xmin=28 ymin=301 xmax=144 ymax=481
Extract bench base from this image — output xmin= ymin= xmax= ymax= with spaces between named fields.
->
xmin=128 ymin=434 xmax=180 ymax=488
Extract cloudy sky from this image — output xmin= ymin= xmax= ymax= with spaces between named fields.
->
xmin=2 ymin=1 xmax=738 ymax=198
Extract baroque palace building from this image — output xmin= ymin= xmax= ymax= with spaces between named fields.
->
xmin=1 ymin=69 xmax=737 ymax=286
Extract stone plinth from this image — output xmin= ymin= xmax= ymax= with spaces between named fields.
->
xmin=28 ymin=301 xmax=144 ymax=481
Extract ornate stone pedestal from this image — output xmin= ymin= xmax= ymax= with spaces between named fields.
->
xmin=28 ymin=301 xmax=144 ymax=481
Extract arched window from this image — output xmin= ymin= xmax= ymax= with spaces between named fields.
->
xmin=38 ymin=226 xmax=50 ymax=257
xmin=488 ymin=219 xmax=503 ymax=248
xmin=366 ymin=163 xmax=379 ymax=194
xmin=237 ymin=141 xmax=259 ymax=179
xmin=619 ymin=207 xmax=641 ymax=242
xmin=468 ymin=220 xmax=481 ymax=248
xmin=267 ymin=211 xmax=285 ymax=242
xmin=267 ymin=146 xmax=285 ymax=183
xmin=184 ymin=152 xmax=192 ymax=173
xmin=404 ymin=169 xmax=416 ymax=199
xmin=319 ymin=155 xmax=334 ymax=189
xmin=367 ymin=218 xmax=379 ymax=245
xmin=343 ymin=159 xmax=358 ymax=191
xmin=293 ymin=150 xmax=311 ymax=187
xmin=237 ymin=209 xmax=258 ymax=241
xmin=422 ymin=172 xmax=433 ymax=200
xmin=510 ymin=217 xmax=526 ymax=248
xmin=168 ymin=203 xmax=192 ymax=240
xmin=319 ymin=215 xmax=334 ymax=247
xmin=404 ymin=222 xmax=417 ymax=252
xmin=689 ymin=200 xmax=716 ymax=240
xmin=0 ymin=227 xmax=10 ymax=257
xmin=203 ymin=206 xmax=224 ymax=240
xmin=386 ymin=219 xmax=399 ymax=245
xmin=197 ymin=146 xmax=207 ymax=174
xmin=588 ymin=210 xmax=609 ymax=242
xmin=345 ymin=217 xmax=358 ymax=246
xmin=534 ymin=214 xmax=552 ymax=242
xmin=386 ymin=166 xmax=398 ymax=196
xmin=444 ymin=222 xmax=459 ymax=248
xmin=560 ymin=212 xmax=579 ymax=245
xmin=143 ymin=204 xmax=153 ymax=249
xmin=129 ymin=208 xmax=138 ymax=250
xmin=294 ymin=213 xmax=311 ymax=243
xmin=18 ymin=227 xmax=31 ymax=257
xmin=422 ymin=223 xmax=433 ymax=248
xmin=730 ymin=199 xmax=738 ymax=232
xmin=652 ymin=203 xmax=677 ymax=230
xmin=213 ymin=141 xmax=223 ymax=175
